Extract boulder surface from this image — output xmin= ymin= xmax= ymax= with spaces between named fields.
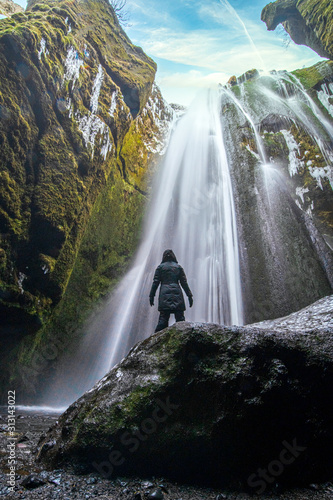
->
xmin=37 ymin=296 xmax=333 ymax=490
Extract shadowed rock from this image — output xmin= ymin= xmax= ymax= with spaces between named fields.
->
xmin=261 ymin=0 xmax=333 ymax=60
xmin=37 ymin=296 xmax=333 ymax=490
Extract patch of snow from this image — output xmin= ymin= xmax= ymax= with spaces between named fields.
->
xmin=84 ymin=45 xmax=90 ymax=58
xmin=75 ymin=112 xmax=110 ymax=158
xmin=317 ymin=83 xmax=333 ymax=118
xmin=109 ymin=90 xmax=118 ymax=116
xmin=306 ymin=201 xmax=314 ymax=216
xmin=73 ymin=64 xmax=112 ymax=159
xmin=63 ymin=46 xmax=84 ymax=88
xmin=140 ymin=83 xmax=176 ymax=155
xmin=281 ymin=129 xmax=305 ymax=176
xmin=41 ymin=264 xmax=49 ymax=275
xmin=245 ymin=144 xmax=260 ymax=161
xmin=18 ymin=272 xmax=27 ymax=294
xmin=66 ymin=97 xmax=73 ymax=118
xmin=308 ymin=165 xmax=333 ymax=190
xmin=295 ymin=186 xmax=309 ymax=204
xmin=64 ymin=16 xmax=72 ymax=33
xmin=100 ymin=130 xmax=112 ymax=160
xmin=90 ymin=64 xmax=103 ymax=114
xmin=38 ymin=37 xmax=49 ymax=60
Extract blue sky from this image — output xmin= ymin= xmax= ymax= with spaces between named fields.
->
xmin=13 ymin=0 xmax=323 ymax=105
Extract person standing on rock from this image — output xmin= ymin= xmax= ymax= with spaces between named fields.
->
xmin=149 ymin=249 xmax=193 ymax=332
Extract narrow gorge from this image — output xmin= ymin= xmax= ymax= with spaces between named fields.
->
xmin=0 ymin=0 xmax=333 ymax=497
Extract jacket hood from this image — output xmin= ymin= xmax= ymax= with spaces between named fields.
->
xmin=162 ymin=249 xmax=178 ymax=263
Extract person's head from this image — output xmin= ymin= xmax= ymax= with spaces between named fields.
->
xmin=162 ymin=249 xmax=178 ymax=263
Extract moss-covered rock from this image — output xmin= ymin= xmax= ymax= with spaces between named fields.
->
xmin=0 ymin=0 xmax=23 ymax=16
xmin=261 ymin=0 xmax=333 ymax=60
xmin=222 ymin=63 xmax=333 ymax=323
xmin=37 ymin=296 xmax=333 ymax=490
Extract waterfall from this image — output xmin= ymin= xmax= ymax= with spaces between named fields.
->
xmin=41 ymin=70 xmax=333 ymax=408
xmin=85 ymin=88 xmax=244 ymax=378
xmin=42 ymin=89 xmax=244 ymax=406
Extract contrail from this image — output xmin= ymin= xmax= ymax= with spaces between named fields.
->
xmin=219 ymin=0 xmax=267 ymax=72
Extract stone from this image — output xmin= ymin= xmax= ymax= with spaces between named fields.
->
xmin=227 ymin=75 xmax=237 ymax=86
xmin=148 ymin=488 xmax=164 ymax=499
xmin=21 ymin=475 xmax=46 ymax=489
xmin=37 ymin=296 xmax=333 ymax=490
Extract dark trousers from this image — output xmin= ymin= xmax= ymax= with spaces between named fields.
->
xmin=155 ymin=310 xmax=185 ymax=333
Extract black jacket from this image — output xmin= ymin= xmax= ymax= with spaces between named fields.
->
xmin=149 ymin=261 xmax=192 ymax=312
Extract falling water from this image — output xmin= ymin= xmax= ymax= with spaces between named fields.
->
xmin=89 ymin=88 xmax=244 ymax=372
xmin=42 ymin=70 xmax=333 ymax=407
xmin=42 ymin=89 xmax=244 ymax=406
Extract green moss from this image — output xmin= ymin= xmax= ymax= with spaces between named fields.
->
xmin=292 ymin=61 xmax=333 ymax=90
xmin=297 ymin=0 xmax=333 ymax=59
xmin=0 ymin=0 xmax=160 ymax=401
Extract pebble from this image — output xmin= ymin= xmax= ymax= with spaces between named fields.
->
xmin=21 ymin=475 xmax=46 ymax=489
xmin=86 ymin=477 xmax=97 ymax=484
xmin=148 ymin=487 xmax=164 ymax=499
xmin=143 ymin=481 xmax=154 ymax=489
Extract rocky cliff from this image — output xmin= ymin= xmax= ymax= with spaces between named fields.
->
xmin=0 ymin=0 xmax=23 ymax=16
xmin=0 ymin=0 xmax=174 ymax=400
xmin=261 ymin=0 xmax=333 ymax=60
xmin=37 ymin=296 xmax=333 ymax=491
xmin=220 ymin=61 xmax=333 ymax=323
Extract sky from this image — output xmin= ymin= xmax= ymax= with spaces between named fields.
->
xmin=13 ymin=0 xmax=323 ymax=105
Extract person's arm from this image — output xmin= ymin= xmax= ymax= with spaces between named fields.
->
xmin=179 ymin=266 xmax=193 ymax=307
xmin=149 ymin=266 xmax=161 ymax=306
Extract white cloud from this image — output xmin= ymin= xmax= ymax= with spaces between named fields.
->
xmin=142 ymin=28 xmax=231 ymax=70
xmin=155 ymin=70 xmax=226 ymax=106
xmin=137 ymin=24 xmax=320 ymax=76
xmin=159 ymin=70 xmax=230 ymax=88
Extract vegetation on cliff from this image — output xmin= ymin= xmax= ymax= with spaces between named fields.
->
xmin=0 ymin=0 xmax=23 ymax=16
xmin=0 ymin=0 xmax=173 ymax=400
xmin=222 ymin=61 xmax=333 ymax=322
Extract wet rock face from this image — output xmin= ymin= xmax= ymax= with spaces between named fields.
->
xmin=0 ymin=0 xmax=175 ymax=401
xmin=262 ymin=0 xmax=333 ymax=60
xmin=221 ymin=62 xmax=333 ymax=324
xmin=37 ymin=296 xmax=333 ymax=490
xmin=0 ymin=0 xmax=156 ymax=331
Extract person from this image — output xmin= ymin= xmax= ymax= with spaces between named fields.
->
xmin=149 ymin=249 xmax=193 ymax=332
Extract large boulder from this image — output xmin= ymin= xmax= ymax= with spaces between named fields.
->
xmin=261 ymin=0 xmax=333 ymax=60
xmin=37 ymin=295 xmax=333 ymax=490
